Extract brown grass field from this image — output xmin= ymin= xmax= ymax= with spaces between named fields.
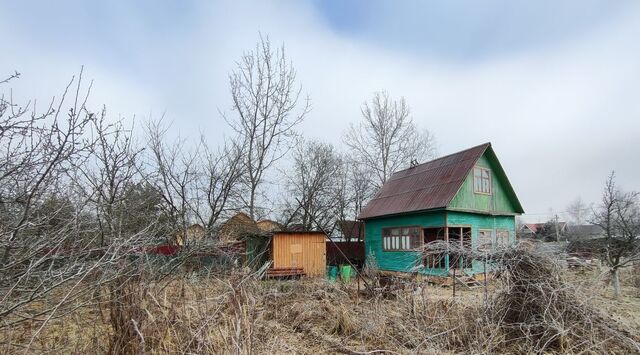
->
xmin=1 ymin=264 xmax=639 ymax=354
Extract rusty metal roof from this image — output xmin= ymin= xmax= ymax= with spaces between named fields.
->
xmin=357 ymin=143 xmax=491 ymax=220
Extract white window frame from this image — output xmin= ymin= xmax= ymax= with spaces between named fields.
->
xmin=473 ymin=167 xmax=492 ymax=195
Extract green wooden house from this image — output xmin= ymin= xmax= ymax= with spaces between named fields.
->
xmin=357 ymin=143 xmax=524 ymax=276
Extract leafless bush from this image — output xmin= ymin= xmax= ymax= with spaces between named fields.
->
xmin=413 ymin=241 xmax=640 ymax=353
xmin=489 ymin=249 xmax=638 ymax=353
xmin=107 ymin=274 xmax=148 ymax=355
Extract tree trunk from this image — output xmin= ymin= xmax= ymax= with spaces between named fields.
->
xmin=611 ymin=268 xmax=621 ymax=298
xmin=248 ymin=187 xmax=256 ymax=221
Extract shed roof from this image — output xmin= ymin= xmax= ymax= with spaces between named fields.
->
xmin=358 ymin=142 xmax=523 ymax=220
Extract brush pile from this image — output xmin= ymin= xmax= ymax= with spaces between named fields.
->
xmin=488 ymin=248 xmax=640 ymax=353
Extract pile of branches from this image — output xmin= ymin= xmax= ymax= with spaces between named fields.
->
xmin=489 ymin=249 xmax=639 ymax=352
xmin=415 ymin=242 xmax=640 ymax=353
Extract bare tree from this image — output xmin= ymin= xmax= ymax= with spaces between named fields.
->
xmin=566 ymin=197 xmax=589 ymax=225
xmin=350 ymin=161 xmax=374 ymax=219
xmin=591 ymin=172 xmax=640 ymax=297
xmin=0 ymin=70 xmax=243 ymax=351
xmin=226 ymin=35 xmax=310 ymax=220
xmin=194 ymin=138 xmax=245 ymax=234
xmin=144 ymin=120 xmax=245 ymax=240
xmin=344 ymin=90 xmax=436 ymax=188
xmin=72 ymin=112 xmax=145 ymax=246
xmin=0 ymin=70 xmax=148 ymax=335
xmin=281 ymin=139 xmax=341 ymax=232
xmin=143 ymin=119 xmax=200 ymax=234
xmin=330 ymin=158 xmax=373 ymax=241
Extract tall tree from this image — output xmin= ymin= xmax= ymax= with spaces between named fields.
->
xmin=344 ymin=90 xmax=436 ymax=188
xmin=144 ymin=120 xmax=200 ymax=233
xmin=282 ymin=139 xmax=341 ymax=232
xmin=226 ymin=36 xmax=310 ymax=220
xmin=591 ymin=172 xmax=640 ymax=297
xmin=72 ymin=113 xmax=144 ymax=245
xmin=143 ymin=120 xmax=245 ymax=238
xmin=0 ymin=70 xmax=154 ymax=334
xmin=195 ymin=138 xmax=245 ymax=233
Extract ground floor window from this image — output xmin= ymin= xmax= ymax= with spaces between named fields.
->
xmin=477 ymin=229 xmax=493 ymax=252
xmin=496 ymin=230 xmax=510 ymax=247
xmin=382 ymin=226 xmax=421 ymax=251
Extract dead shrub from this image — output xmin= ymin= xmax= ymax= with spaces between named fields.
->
xmin=107 ymin=275 xmax=148 ymax=355
xmin=488 ymin=248 xmax=640 ymax=353
xmin=3 ymin=251 xmax=640 ymax=354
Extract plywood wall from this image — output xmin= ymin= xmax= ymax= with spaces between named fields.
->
xmin=272 ymin=232 xmax=326 ymax=277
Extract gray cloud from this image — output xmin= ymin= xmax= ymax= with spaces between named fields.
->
xmin=1 ymin=1 xmax=639 ymax=222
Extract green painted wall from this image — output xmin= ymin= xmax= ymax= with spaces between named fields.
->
xmin=364 ymin=211 xmax=445 ymax=274
xmin=364 ymin=211 xmax=516 ymax=275
xmin=446 ymin=211 xmax=516 ymax=273
xmin=449 ymin=152 xmax=518 ymax=214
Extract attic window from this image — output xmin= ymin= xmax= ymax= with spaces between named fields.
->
xmin=382 ymin=227 xmax=421 ymax=251
xmin=473 ymin=167 xmax=491 ymax=194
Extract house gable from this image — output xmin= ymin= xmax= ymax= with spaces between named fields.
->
xmin=448 ymin=146 xmax=523 ymax=215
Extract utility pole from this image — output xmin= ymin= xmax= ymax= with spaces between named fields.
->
xmin=554 ymin=214 xmax=560 ymax=242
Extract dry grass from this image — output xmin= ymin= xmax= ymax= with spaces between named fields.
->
xmin=1 ymin=254 xmax=639 ymax=354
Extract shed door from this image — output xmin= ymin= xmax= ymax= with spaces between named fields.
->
xmin=307 ymin=240 xmax=326 ymax=277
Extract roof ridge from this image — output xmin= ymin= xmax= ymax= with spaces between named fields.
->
xmin=391 ymin=142 xmax=491 ymax=176
xmin=388 ymin=155 xmax=478 ymax=182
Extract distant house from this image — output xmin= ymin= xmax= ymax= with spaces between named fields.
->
xmin=566 ymin=224 xmax=604 ymax=240
xmin=174 ymin=224 xmax=206 ymax=246
xmin=218 ymin=212 xmax=262 ymax=242
xmin=520 ymin=222 xmax=567 ymax=238
xmin=358 ymin=143 xmax=524 ymax=276
xmin=256 ymin=219 xmax=283 ymax=233
xmin=337 ymin=220 xmax=364 ymax=241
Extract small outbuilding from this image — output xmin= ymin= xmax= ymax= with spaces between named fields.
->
xmin=358 ymin=142 xmax=524 ymax=277
xmin=269 ymin=231 xmax=327 ymax=277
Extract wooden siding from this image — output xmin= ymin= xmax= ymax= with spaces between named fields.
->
xmin=364 ymin=211 xmax=515 ymax=276
xmin=271 ymin=232 xmax=326 ymax=277
xmin=447 ymin=211 xmax=516 ymax=273
xmin=449 ymin=152 xmax=519 ymax=214
xmin=364 ymin=211 xmax=445 ymax=274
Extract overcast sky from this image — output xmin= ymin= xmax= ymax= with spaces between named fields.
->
xmin=1 ymin=0 xmax=639 ymax=222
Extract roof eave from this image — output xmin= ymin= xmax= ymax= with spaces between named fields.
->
xmin=358 ymin=207 xmax=447 ymax=221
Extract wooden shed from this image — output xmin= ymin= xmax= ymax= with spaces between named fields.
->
xmin=270 ymin=231 xmax=326 ymax=277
